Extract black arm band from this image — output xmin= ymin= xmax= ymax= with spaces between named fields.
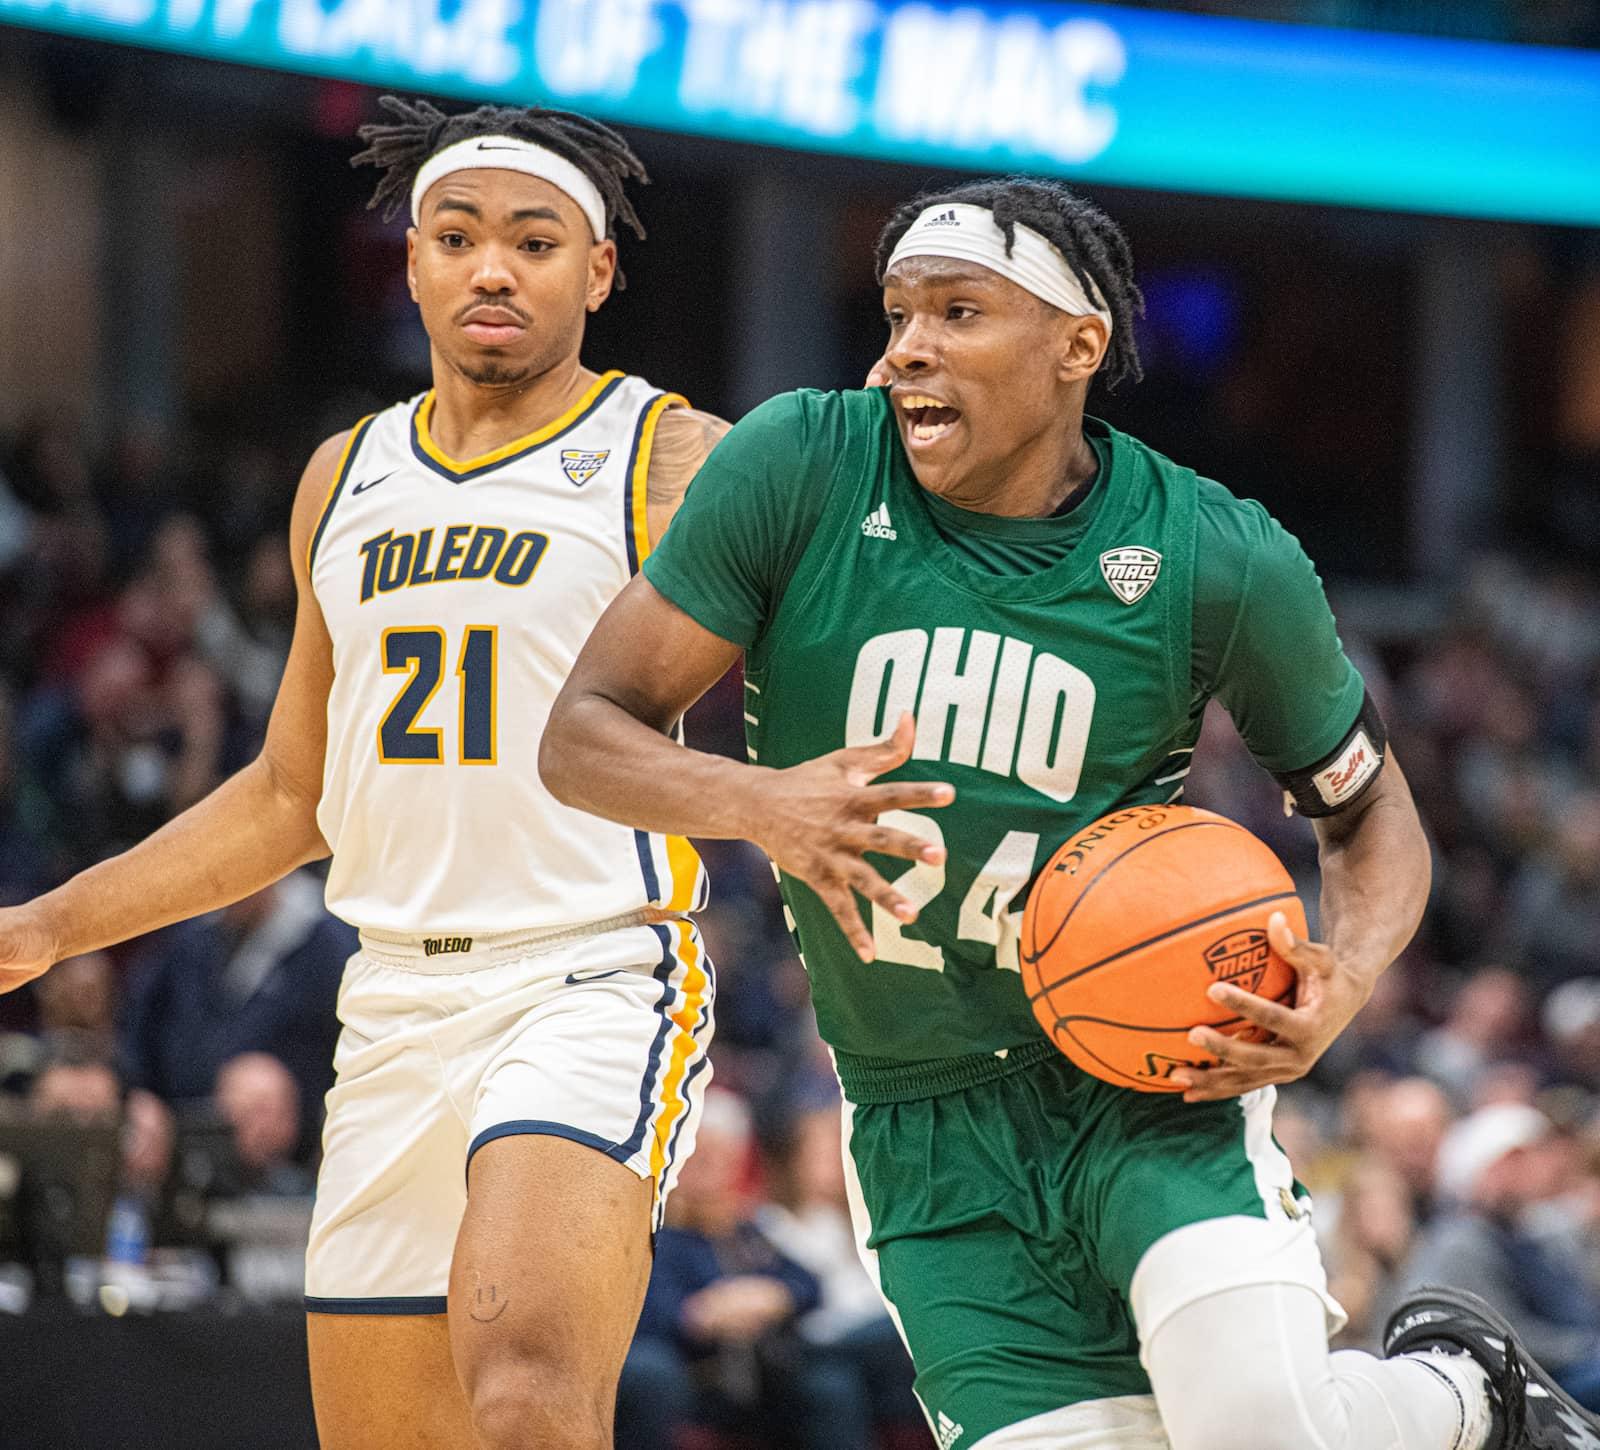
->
xmin=1271 ymin=691 xmax=1388 ymax=819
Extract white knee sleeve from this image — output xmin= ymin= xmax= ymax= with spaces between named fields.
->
xmin=1144 ymin=1282 xmax=1485 ymax=1450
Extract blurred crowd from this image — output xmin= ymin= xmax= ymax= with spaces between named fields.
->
xmin=1187 ymin=553 xmax=1600 ymax=1404
xmin=4 ymin=397 xmax=1600 ymax=1440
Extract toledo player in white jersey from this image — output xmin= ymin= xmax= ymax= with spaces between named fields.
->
xmin=0 ymin=96 xmax=730 ymax=1450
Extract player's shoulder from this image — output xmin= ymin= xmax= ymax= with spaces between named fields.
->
xmin=687 ymin=387 xmax=888 ymax=488
xmin=298 ymin=393 xmax=414 ymax=490
xmin=649 ymin=405 xmax=731 ymax=477
xmin=303 ymin=426 xmax=355 ymax=482
xmin=290 ymin=410 xmax=390 ymax=558
xmin=653 ymin=405 xmax=729 ymax=448
xmin=1193 ymin=474 xmax=1327 ymax=613
xmin=1195 ymin=473 xmax=1276 ymax=550
xmin=292 ymin=428 xmax=354 ymax=526
xmin=736 ymin=385 xmax=887 ymax=444
xmin=647 ymin=405 xmax=733 ymax=518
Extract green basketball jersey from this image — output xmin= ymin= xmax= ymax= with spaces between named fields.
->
xmin=644 ymin=388 xmax=1364 ymax=1101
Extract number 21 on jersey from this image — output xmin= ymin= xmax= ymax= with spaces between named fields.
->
xmin=377 ymin=625 xmax=498 ymax=765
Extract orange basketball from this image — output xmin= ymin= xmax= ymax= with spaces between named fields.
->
xmin=1020 ymin=805 xmax=1305 ymax=1092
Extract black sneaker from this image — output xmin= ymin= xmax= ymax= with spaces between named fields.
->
xmin=1384 ymin=1286 xmax=1600 ymax=1450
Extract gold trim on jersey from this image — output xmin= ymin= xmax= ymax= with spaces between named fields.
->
xmin=414 ymin=370 xmax=626 ymax=477
xmin=307 ymin=414 xmax=377 ymax=574
xmin=627 ymin=391 xmax=689 ymax=568
xmin=663 ymin=835 xmax=704 ymax=914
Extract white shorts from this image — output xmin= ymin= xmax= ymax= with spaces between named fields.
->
xmin=304 ymin=915 xmax=714 ymax=1314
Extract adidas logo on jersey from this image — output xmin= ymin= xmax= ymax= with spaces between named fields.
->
xmin=934 ymin=1411 xmax=965 ymax=1448
xmin=861 ymin=503 xmax=898 ymax=540
xmin=1100 ymin=545 xmax=1162 ymax=604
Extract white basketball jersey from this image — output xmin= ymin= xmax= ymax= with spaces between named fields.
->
xmin=309 ymin=370 xmax=707 ymax=934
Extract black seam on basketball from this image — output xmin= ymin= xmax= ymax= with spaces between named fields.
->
xmin=1052 ymin=983 xmax=1295 ymax=1087
xmin=1048 ymin=981 xmax=1295 ymax=1036
xmin=1059 ymin=1034 xmax=1178 ymax=1089
xmin=1025 ymin=819 xmax=1253 ymax=963
xmin=1056 ymin=1011 xmax=1251 ymax=1035
xmin=1053 ymin=1018 xmax=1241 ymax=1088
xmin=1025 ymin=889 xmax=1300 ymax=1003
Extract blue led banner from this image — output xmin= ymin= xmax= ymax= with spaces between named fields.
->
xmin=2 ymin=0 xmax=1597 ymax=224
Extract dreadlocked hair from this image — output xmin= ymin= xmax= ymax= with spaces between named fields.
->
xmin=874 ymin=176 xmax=1144 ymax=390
xmin=351 ymin=94 xmax=649 ymax=287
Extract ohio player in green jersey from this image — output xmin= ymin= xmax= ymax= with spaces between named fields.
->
xmin=542 ymin=180 xmax=1598 ymax=1450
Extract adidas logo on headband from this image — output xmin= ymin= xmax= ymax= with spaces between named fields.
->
xmin=887 ymin=202 xmax=1113 ymax=330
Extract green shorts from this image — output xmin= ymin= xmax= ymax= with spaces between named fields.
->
xmin=842 ymin=1048 xmax=1336 ymax=1448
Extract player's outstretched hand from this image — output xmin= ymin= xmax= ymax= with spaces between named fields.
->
xmin=747 ymin=712 xmax=954 ymax=963
xmin=1170 ymin=910 xmax=1372 ymax=1104
xmin=0 ymin=906 xmax=58 ymax=995
xmin=865 ymin=357 xmax=892 ymax=388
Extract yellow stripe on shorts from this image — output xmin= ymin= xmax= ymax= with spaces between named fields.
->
xmin=650 ymin=918 xmax=710 ymax=1183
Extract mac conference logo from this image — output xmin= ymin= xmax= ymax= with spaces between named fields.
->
xmin=560 ymin=449 xmax=609 ymax=486
xmin=1203 ymin=929 xmax=1271 ymax=994
xmin=1100 ymin=546 xmax=1161 ymax=604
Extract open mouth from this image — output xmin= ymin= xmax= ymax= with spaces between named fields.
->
xmin=899 ymin=393 xmax=962 ymax=445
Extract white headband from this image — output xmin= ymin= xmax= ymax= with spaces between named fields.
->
xmin=886 ymin=203 xmax=1112 ymax=331
xmin=410 ymin=136 xmax=607 ymax=242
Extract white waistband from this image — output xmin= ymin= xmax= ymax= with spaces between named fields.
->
xmin=357 ymin=909 xmax=660 ymax=972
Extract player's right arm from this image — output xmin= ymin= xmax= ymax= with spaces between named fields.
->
xmin=544 ymin=585 xmax=949 ymax=962
xmin=0 ymin=431 xmax=350 ymax=994
xmin=542 ymin=390 xmax=951 ymax=962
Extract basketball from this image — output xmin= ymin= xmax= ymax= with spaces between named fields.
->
xmin=1021 ymin=805 xmax=1305 ymax=1093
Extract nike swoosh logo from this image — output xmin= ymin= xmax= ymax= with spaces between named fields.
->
xmin=564 ymin=967 xmax=627 ymax=985
xmin=351 ymin=471 xmax=394 ymax=495
xmin=475 ymin=143 xmax=524 ymax=152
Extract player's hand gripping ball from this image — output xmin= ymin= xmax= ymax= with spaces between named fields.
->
xmin=1020 ymin=805 xmax=1305 ymax=1092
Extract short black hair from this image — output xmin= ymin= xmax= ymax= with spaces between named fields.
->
xmin=351 ymin=94 xmax=649 ymax=287
xmin=875 ymin=176 xmax=1144 ymax=390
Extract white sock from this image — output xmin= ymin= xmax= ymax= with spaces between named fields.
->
xmin=1391 ymin=1350 xmax=1496 ymax=1450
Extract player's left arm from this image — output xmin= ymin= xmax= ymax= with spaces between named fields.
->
xmin=644 ymin=406 xmax=731 ymax=540
xmin=1175 ymin=757 xmax=1429 ymax=1103
xmin=1173 ymin=512 xmax=1431 ymax=1103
